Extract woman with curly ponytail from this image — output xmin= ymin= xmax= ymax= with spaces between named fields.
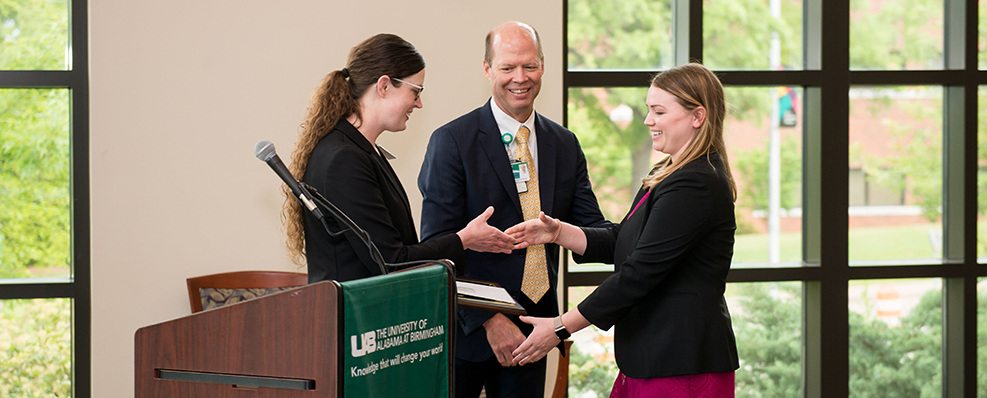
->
xmin=285 ymin=34 xmax=514 ymax=283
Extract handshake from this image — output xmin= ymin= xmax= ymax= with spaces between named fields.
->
xmin=459 ymin=208 xmax=567 ymax=255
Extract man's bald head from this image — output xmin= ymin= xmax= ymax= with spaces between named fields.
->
xmin=484 ymin=21 xmax=544 ymax=66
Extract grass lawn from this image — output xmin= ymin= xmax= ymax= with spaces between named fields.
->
xmin=733 ymin=221 xmax=972 ymax=264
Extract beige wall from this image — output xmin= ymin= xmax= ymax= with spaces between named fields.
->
xmin=90 ymin=0 xmax=563 ymax=396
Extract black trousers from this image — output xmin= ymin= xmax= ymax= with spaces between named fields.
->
xmin=455 ymin=355 xmax=547 ymax=398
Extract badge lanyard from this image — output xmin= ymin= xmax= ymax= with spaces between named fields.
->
xmin=502 ymin=132 xmax=514 ymax=161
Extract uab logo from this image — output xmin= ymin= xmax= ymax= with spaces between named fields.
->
xmin=351 ymin=331 xmax=376 ymax=357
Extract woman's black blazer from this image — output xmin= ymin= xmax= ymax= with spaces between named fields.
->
xmin=301 ymin=120 xmax=463 ymax=283
xmin=575 ymin=152 xmax=740 ymax=379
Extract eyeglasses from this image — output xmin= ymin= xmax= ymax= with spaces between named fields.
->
xmin=391 ymin=77 xmax=424 ymax=100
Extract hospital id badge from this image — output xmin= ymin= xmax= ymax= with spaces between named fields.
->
xmin=512 ymin=161 xmax=530 ymax=193
xmin=511 ymin=161 xmax=530 ymax=182
xmin=516 ymin=181 xmax=527 ymax=193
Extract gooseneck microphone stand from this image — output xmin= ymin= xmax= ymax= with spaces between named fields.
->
xmin=302 ymin=183 xmax=454 ymax=276
xmin=300 ymin=182 xmax=389 ymax=276
xmin=255 ymin=139 xmax=453 ymax=277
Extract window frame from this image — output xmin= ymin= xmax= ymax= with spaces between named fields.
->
xmin=0 ymin=0 xmax=90 ymax=396
xmin=561 ymin=0 xmax=982 ymax=396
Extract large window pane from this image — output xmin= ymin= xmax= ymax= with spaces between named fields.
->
xmin=566 ymin=283 xmax=802 ymax=397
xmin=849 ymin=0 xmax=943 ymax=70
xmin=569 ymin=86 xmax=804 ymax=268
xmin=0 ymin=0 xmax=69 ymax=70
xmin=567 ymin=86 xmax=651 ymax=272
xmin=848 ymin=86 xmax=943 ymax=265
xmin=979 ymin=278 xmax=986 ymax=397
xmin=0 ymin=88 xmax=71 ymax=279
xmin=568 ymin=87 xmax=652 ymax=223
xmin=0 ymin=298 xmax=71 ymax=396
xmin=848 ymin=278 xmax=942 ymax=396
xmin=980 ymin=0 xmax=987 ymax=70
xmin=730 ymin=282 xmax=802 ymax=397
xmin=703 ymin=0 xmax=803 ymax=70
xmin=979 ymin=86 xmax=987 ymax=262
xmin=566 ymin=286 xmax=618 ymax=397
xmin=567 ymin=0 xmax=673 ymax=71
xmin=728 ymin=86 xmax=803 ymax=266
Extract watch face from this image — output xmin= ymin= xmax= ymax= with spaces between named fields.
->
xmin=555 ymin=326 xmax=570 ymax=340
xmin=553 ymin=317 xmax=570 ymax=339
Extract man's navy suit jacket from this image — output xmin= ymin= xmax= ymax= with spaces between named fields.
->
xmin=418 ymin=100 xmax=609 ymax=361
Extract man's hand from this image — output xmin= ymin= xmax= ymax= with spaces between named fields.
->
xmin=482 ymin=313 xmax=527 ymax=367
xmin=458 ymin=206 xmax=515 ymax=254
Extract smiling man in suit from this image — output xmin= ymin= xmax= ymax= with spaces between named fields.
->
xmin=418 ymin=21 xmax=609 ymax=398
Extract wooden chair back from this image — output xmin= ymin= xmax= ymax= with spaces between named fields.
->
xmin=186 ymin=270 xmax=308 ymax=313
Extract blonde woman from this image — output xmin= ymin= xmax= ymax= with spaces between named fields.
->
xmin=508 ymin=63 xmax=740 ymax=397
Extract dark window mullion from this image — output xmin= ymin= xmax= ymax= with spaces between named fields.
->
xmin=0 ymin=70 xmax=73 ymax=87
xmin=808 ymin=0 xmax=850 ymax=397
xmin=566 ymin=70 xmax=828 ymax=87
xmin=687 ymin=0 xmax=701 ymax=64
xmin=941 ymin=0 xmax=979 ymax=392
xmin=849 ymin=70 xmax=972 ymax=86
xmin=0 ymin=280 xmax=75 ymax=299
xmin=69 ymin=0 xmax=91 ymax=395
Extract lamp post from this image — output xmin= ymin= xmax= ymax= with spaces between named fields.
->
xmin=768 ymin=0 xmax=782 ymax=264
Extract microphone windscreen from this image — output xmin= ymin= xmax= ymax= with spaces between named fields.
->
xmin=254 ymin=140 xmax=276 ymax=161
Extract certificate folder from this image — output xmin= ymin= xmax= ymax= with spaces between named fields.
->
xmin=455 ymin=279 xmax=526 ymax=315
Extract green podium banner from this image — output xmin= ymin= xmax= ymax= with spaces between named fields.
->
xmin=341 ymin=265 xmax=450 ymax=397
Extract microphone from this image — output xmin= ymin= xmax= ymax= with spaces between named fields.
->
xmin=254 ymin=140 xmax=323 ymax=219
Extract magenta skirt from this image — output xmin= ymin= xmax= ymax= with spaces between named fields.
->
xmin=609 ymin=371 xmax=735 ymax=398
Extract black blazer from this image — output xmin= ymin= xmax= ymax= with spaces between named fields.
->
xmin=302 ymin=120 xmax=463 ymax=283
xmin=576 ymin=153 xmax=739 ymax=379
xmin=418 ymin=100 xmax=609 ymax=361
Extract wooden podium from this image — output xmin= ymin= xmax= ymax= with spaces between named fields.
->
xmin=136 ymin=280 xmax=340 ymax=397
xmin=135 ymin=263 xmax=455 ymax=397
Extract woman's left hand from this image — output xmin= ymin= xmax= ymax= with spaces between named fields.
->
xmin=511 ymin=315 xmax=559 ymax=366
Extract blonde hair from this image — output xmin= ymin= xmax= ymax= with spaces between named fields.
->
xmin=642 ymin=63 xmax=737 ymax=202
xmin=284 ymin=34 xmax=425 ymax=265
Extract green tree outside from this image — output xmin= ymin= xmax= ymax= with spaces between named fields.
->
xmin=0 ymin=1 xmax=73 ymax=396
xmin=977 ymin=87 xmax=987 ymax=259
xmin=567 ymin=0 xmax=675 ymax=216
xmin=0 ymin=0 xmax=68 ymax=71
xmin=732 ymin=283 xmax=802 ymax=397
xmin=567 ymin=283 xmax=985 ymax=398
xmin=848 ymin=287 xmax=943 ymax=398
xmin=704 ymin=0 xmax=801 ymax=70
xmin=564 ymin=0 xmax=982 ymax=394
xmin=0 ymin=0 xmax=71 ymax=278
xmin=849 ymin=0 xmax=942 ymax=71
xmin=0 ymin=299 xmax=71 ymax=397
xmin=0 ymin=88 xmax=70 ymax=278
xmin=567 ymin=339 xmax=619 ymax=397
xmin=860 ymin=91 xmax=943 ymax=222
xmin=980 ymin=279 xmax=987 ymax=397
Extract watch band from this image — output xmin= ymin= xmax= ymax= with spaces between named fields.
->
xmin=553 ymin=316 xmax=571 ymax=340
xmin=553 ymin=316 xmax=570 ymax=358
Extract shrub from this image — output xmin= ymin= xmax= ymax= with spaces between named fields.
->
xmin=0 ymin=299 xmax=72 ymax=397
